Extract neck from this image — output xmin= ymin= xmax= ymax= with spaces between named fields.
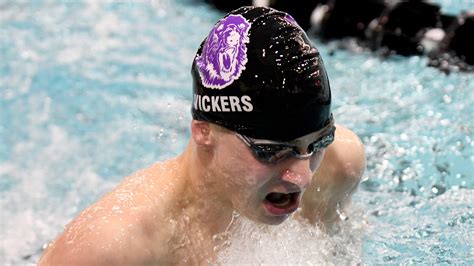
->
xmin=174 ymin=141 xmax=235 ymax=245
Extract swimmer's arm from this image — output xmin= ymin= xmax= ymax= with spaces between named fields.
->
xmin=38 ymin=218 xmax=161 ymax=265
xmin=38 ymin=202 xmax=165 ymax=265
xmin=37 ymin=224 xmax=120 ymax=265
xmin=300 ymin=125 xmax=366 ymax=227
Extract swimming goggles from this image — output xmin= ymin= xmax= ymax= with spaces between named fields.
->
xmin=236 ymin=117 xmax=336 ymax=164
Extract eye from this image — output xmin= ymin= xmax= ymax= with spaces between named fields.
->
xmin=255 ymin=144 xmax=293 ymax=162
xmin=256 ymin=144 xmax=292 ymax=152
xmin=255 ymin=150 xmax=276 ymax=162
xmin=308 ymin=133 xmax=335 ymax=153
xmin=321 ymin=133 xmax=335 ymax=146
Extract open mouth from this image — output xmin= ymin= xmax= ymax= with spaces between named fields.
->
xmin=264 ymin=192 xmax=301 ymax=215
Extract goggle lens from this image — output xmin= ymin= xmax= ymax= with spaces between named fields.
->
xmin=237 ymin=126 xmax=335 ymax=164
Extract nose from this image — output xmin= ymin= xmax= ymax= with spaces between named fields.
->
xmin=280 ymin=158 xmax=313 ymax=190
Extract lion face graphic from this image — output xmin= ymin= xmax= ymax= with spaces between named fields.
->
xmin=196 ymin=14 xmax=251 ymax=89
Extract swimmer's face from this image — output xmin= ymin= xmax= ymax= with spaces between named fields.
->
xmin=211 ymin=126 xmax=327 ymax=225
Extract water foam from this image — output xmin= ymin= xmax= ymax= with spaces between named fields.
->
xmin=215 ymin=207 xmax=367 ymax=265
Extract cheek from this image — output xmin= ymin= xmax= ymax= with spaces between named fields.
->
xmin=214 ymin=141 xmax=271 ymax=193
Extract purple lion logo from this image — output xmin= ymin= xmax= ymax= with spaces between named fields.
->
xmin=284 ymin=14 xmax=298 ymax=26
xmin=196 ymin=14 xmax=251 ymax=89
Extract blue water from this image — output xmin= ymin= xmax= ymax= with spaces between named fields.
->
xmin=1 ymin=0 xmax=473 ymax=264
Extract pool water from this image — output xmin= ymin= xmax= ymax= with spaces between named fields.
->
xmin=1 ymin=0 xmax=473 ymax=264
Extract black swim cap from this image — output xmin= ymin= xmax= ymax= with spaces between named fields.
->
xmin=191 ymin=6 xmax=332 ymax=142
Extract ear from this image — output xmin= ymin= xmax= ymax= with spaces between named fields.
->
xmin=191 ymin=120 xmax=212 ymax=147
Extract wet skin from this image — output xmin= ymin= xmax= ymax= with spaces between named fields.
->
xmin=38 ymin=120 xmax=365 ymax=265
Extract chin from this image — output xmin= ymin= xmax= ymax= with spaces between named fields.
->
xmin=240 ymin=207 xmax=290 ymax=225
xmin=257 ymin=215 xmax=289 ymax=225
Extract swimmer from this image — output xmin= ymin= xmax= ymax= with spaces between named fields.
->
xmin=39 ymin=6 xmax=365 ymax=265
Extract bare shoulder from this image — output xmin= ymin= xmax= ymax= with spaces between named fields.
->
xmin=308 ymin=123 xmax=366 ymax=195
xmin=39 ymin=210 xmax=164 ymax=265
xmin=39 ymin=162 xmax=177 ymax=265
xmin=299 ymin=124 xmax=366 ymax=225
xmin=323 ymin=124 xmax=366 ymax=186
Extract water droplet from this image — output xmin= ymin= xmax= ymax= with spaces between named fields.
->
xmin=212 ymin=234 xmax=222 ymax=242
xmin=336 ymin=203 xmax=348 ymax=221
xmin=443 ymin=94 xmax=452 ymax=104
xmin=400 ymin=133 xmax=408 ymax=140
xmin=157 ymin=128 xmax=164 ymax=139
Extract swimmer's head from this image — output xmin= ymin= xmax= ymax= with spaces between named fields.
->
xmin=191 ymin=6 xmax=332 ymax=142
